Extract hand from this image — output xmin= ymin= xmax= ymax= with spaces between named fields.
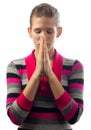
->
xmin=43 ymin=41 xmax=52 ymax=77
xmin=34 ymin=37 xmax=52 ymax=77
xmin=34 ymin=38 xmax=43 ymax=76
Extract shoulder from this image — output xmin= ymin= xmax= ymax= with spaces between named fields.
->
xmin=56 ymin=50 xmax=83 ymax=70
xmin=62 ymin=57 xmax=84 ymax=72
xmin=7 ymin=57 xmax=26 ymax=69
xmin=63 ymin=57 xmax=83 ymax=67
xmin=63 ymin=57 xmax=76 ymax=66
xmin=6 ymin=57 xmax=26 ymax=76
xmin=12 ymin=57 xmax=25 ymax=66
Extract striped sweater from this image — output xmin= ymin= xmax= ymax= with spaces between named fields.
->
xmin=6 ymin=49 xmax=84 ymax=130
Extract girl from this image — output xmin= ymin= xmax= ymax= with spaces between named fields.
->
xmin=6 ymin=3 xmax=84 ymax=130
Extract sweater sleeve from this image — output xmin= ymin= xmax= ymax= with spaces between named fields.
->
xmin=6 ymin=61 xmax=33 ymax=125
xmin=55 ymin=60 xmax=84 ymax=124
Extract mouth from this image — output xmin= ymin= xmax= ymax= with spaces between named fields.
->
xmin=47 ymin=44 xmax=50 ymax=47
xmin=37 ymin=43 xmax=50 ymax=46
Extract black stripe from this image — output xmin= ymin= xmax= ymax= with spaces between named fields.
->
xmin=74 ymin=98 xmax=83 ymax=104
xmin=63 ymin=65 xmax=72 ymax=70
xmin=18 ymin=128 xmax=32 ymax=130
xmin=7 ymin=93 xmax=20 ymax=98
xmin=15 ymin=64 xmax=26 ymax=69
xmin=68 ymin=79 xmax=84 ymax=84
xmin=7 ymin=73 xmax=20 ymax=78
xmin=63 ymin=85 xmax=69 ymax=91
xmin=69 ymin=107 xmax=80 ymax=124
xmin=22 ymin=84 xmax=26 ymax=89
xmin=31 ymin=107 xmax=60 ymax=113
xmin=18 ymin=128 xmax=72 ymax=130
xmin=74 ymin=60 xmax=79 ymax=65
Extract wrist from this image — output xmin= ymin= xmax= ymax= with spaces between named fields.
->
xmin=47 ymin=70 xmax=55 ymax=80
xmin=32 ymin=70 xmax=41 ymax=81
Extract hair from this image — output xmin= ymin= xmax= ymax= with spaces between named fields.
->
xmin=29 ymin=3 xmax=60 ymax=27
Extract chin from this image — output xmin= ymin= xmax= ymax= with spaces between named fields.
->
xmin=48 ymin=46 xmax=54 ymax=51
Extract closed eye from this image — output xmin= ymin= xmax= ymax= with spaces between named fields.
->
xmin=34 ymin=29 xmax=41 ymax=34
xmin=47 ymin=30 xmax=53 ymax=34
xmin=47 ymin=29 xmax=54 ymax=34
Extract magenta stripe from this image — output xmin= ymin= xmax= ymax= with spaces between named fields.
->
xmin=18 ymin=69 xmax=27 ymax=75
xmin=64 ymin=102 xmax=78 ymax=120
xmin=69 ymin=83 xmax=83 ymax=90
xmin=72 ymin=62 xmax=83 ymax=71
xmin=8 ymin=108 xmax=21 ymax=125
xmin=7 ymin=78 xmax=22 ymax=84
xmin=30 ymin=112 xmax=62 ymax=119
xmin=7 ymin=97 xmax=16 ymax=104
xmin=62 ymin=70 xmax=71 ymax=76
xmin=78 ymin=103 xmax=83 ymax=109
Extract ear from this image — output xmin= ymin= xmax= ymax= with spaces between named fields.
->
xmin=27 ymin=27 xmax=32 ymax=38
xmin=56 ymin=27 xmax=62 ymax=38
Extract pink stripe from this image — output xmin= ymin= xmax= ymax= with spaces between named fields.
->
xmin=18 ymin=69 xmax=27 ymax=75
xmin=78 ymin=103 xmax=83 ymax=109
xmin=64 ymin=102 xmax=78 ymax=120
xmin=62 ymin=70 xmax=71 ymax=76
xmin=7 ymin=78 xmax=21 ymax=84
xmin=69 ymin=83 xmax=84 ymax=90
xmin=8 ymin=108 xmax=21 ymax=125
xmin=7 ymin=97 xmax=16 ymax=104
xmin=30 ymin=112 xmax=62 ymax=119
xmin=72 ymin=62 xmax=83 ymax=71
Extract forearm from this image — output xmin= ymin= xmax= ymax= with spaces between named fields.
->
xmin=48 ymin=71 xmax=65 ymax=99
xmin=23 ymin=71 xmax=41 ymax=101
xmin=48 ymin=68 xmax=84 ymax=124
xmin=8 ymin=71 xmax=41 ymax=124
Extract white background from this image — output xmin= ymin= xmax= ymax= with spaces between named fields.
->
xmin=0 ymin=0 xmax=91 ymax=129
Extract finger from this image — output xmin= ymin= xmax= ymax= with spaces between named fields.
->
xmin=44 ymin=45 xmax=49 ymax=65
xmin=40 ymin=37 xmax=48 ymax=58
xmin=38 ymin=38 xmax=44 ymax=57
xmin=44 ymin=40 xmax=48 ymax=56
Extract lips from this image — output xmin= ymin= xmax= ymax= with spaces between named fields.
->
xmin=37 ymin=43 xmax=50 ymax=46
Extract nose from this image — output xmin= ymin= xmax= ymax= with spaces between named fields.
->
xmin=40 ymin=31 xmax=47 ymax=39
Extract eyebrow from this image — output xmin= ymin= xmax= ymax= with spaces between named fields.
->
xmin=34 ymin=27 xmax=54 ymax=30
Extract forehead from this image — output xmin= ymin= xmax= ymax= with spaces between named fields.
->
xmin=31 ymin=16 xmax=56 ymax=28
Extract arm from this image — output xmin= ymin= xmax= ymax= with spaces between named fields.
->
xmin=47 ymin=60 xmax=84 ymax=124
xmin=6 ymin=61 xmax=34 ymax=125
xmin=43 ymin=43 xmax=84 ymax=124
xmin=6 ymin=38 xmax=45 ymax=125
xmin=6 ymin=60 xmax=41 ymax=125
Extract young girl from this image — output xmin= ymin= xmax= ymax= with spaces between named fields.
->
xmin=6 ymin=3 xmax=84 ymax=130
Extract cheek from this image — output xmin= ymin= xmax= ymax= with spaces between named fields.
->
xmin=32 ymin=33 xmax=38 ymax=41
xmin=50 ymin=34 xmax=56 ymax=43
xmin=32 ymin=36 xmax=40 ymax=46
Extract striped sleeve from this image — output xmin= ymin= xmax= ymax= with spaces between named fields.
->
xmin=55 ymin=60 xmax=84 ymax=124
xmin=6 ymin=60 xmax=33 ymax=125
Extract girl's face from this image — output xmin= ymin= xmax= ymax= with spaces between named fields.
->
xmin=28 ymin=16 xmax=62 ymax=52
